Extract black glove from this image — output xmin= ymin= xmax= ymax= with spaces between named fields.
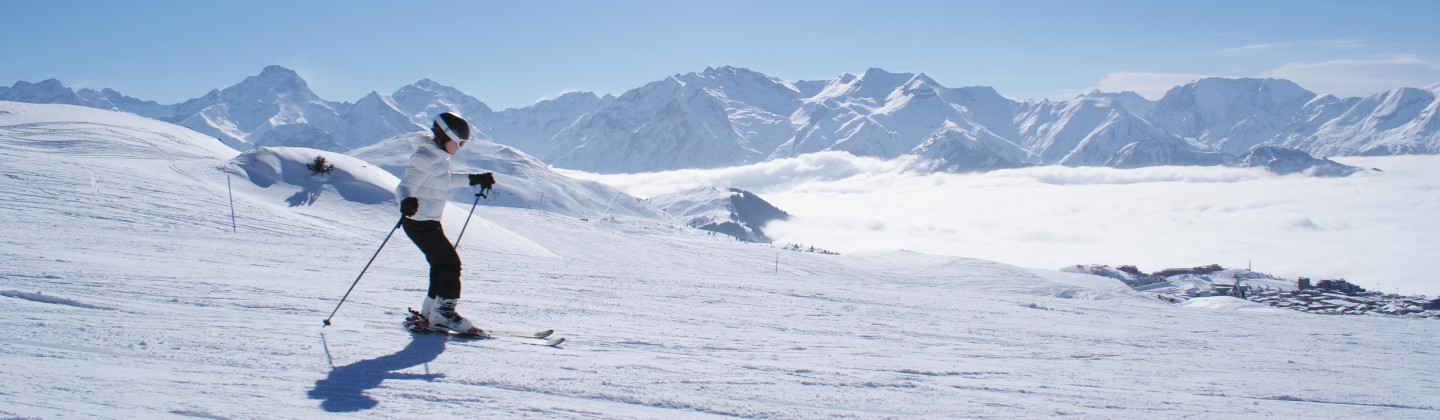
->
xmin=469 ymin=172 xmax=495 ymax=188
xmin=469 ymin=172 xmax=495 ymax=197
xmin=400 ymin=197 xmax=418 ymax=217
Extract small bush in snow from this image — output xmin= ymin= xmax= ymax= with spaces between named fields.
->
xmin=307 ymin=155 xmax=335 ymax=175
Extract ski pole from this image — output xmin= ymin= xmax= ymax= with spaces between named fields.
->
xmin=322 ymin=217 xmax=404 ymax=327
xmin=226 ymin=175 xmax=237 ymax=233
xmin=452 ymin=187 xmax=488 ymax=249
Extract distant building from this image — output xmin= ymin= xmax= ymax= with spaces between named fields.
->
xmin=1315 ymin=279 xmax=1366 ymax=295
xmin=1153 ymin=264 xmax=1223 ymax=277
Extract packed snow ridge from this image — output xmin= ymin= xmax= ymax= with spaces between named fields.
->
xmin=6 ymin=65 xmax=1436 ymax=175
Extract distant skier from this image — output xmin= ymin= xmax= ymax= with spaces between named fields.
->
xmin=1233 ymin=274 xmax=1246 ymax=299
xmin=396 ymin=111 xmax=495 ymax=336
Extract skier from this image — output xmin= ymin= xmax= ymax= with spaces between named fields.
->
xmin=396 ymin=111 xmax=495 ymax=336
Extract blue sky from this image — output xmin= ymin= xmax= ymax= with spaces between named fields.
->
xmin=6 ymin=0 xmax=1440 ymax=109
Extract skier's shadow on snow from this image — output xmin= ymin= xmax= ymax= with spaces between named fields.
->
xmin=285 ymin=184 xmax=323 ymax=207
xmin=308 ymin=333 xmax=448 ymax=412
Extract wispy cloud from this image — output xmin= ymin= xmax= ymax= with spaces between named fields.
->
xmin=1206 ymin=30 xmax=1252 ymax=39
xmin=1314 ymin=37 xmax=1366 ymax=50
xmin=1261 ymin=55 xmax=1440 ymax=96
xmin=1219 ymin=42 xmax=1293 ymax=55
xmin=578 ymin=153 xmax=1440 ymax=296
xmin=1093 ymin=72 xmax=1215 ymax=99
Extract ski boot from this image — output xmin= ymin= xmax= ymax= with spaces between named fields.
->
xmin=428 ymin=297 xmax=486 ymax=337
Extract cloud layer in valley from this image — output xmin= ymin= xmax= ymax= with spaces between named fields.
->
xmin=569 ymin=153 xmax=1440 ymax=296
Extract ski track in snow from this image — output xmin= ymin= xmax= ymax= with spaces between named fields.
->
xmin=2 ymin=101 xmax=1439 ymax=418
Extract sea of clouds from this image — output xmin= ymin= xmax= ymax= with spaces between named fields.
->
xmin=562 ymin=154 xmax=1440 ymax=296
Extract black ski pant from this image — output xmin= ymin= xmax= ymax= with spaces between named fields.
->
xmin=401 ymin=218 xmax=462 ymax=300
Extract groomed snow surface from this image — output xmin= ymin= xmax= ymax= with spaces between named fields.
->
xmin=2 ymin=102 xmax=1438 ymax=418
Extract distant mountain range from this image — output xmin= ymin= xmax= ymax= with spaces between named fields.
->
xmin=5 ymin=65 xmax=1436 ymax=174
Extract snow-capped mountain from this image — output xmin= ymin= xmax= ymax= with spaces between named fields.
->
xmin=649 ymin=187 xmax=790 ymax=243
xmin=544 ymin=66 xmax=802 ymax=173
xmin=1304 ymin=87 xmax=1440 ymax=156
xmin=7 ymin=65 xmax=1440 ymax=176
xmin=390 ymin=78 xmax=494 ymax=129
xmin=1 ymin=68 xmax=489 ymax=154
xmin=910 ymin=124 xmax=1034 ymax=172
xmin=1274 ymin=94 xmax=1365 ymax=152
xmin=1083 ymin=89 xmax=1156 ymax=116
xmin=1019 ymin=95 xmax=1139 ymax=165
xmin=776 ymin=69 xmax=1045 ymax=175
xmin=337 ymin=91 xmax=425 ymax=148
xmin=1146 ymin=78 xmax=1317 ymax=156
xmin=780 ymin=69 xmax=958 ymax=159
xmin=485 ymin=91 xmax=614 ymax=159
xmin=0 ymin=79 xmax=94 ymax=106
xmin=167 ymin=65 xmax=346 ymax=150
xmin=0 ymin=79 xmax=172 ymax=119
xmin=1053 ymin=98 xmax=1226 ymax=168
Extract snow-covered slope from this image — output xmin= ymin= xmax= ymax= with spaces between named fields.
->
xmin=0 ymin=100 xmax=236 ymax=160
xmin=2 ymin=101 xmax=1439 ymax=417
xmin=233 ymin=147 xmax=394 ymax=206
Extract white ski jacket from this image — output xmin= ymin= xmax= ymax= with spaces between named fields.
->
xmin=395 ymin=135 xmax=474 ymax=222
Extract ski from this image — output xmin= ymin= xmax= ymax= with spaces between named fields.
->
xmin=477 ymin=334 xmax=566 ymax=347
xmin=405 ymin=325 xmax=566 ymax=347
xmin=493 ymin=328 xmax=554 ymax=339
xmin=403 ymin=308 xmax=563 ymax=346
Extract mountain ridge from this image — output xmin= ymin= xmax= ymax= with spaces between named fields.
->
xmin=4 ymin=66 xmax=1435 ymax=175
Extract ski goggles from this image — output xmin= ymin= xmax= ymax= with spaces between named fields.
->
xmin=434 ymin=115 xmax=468 ymax=144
